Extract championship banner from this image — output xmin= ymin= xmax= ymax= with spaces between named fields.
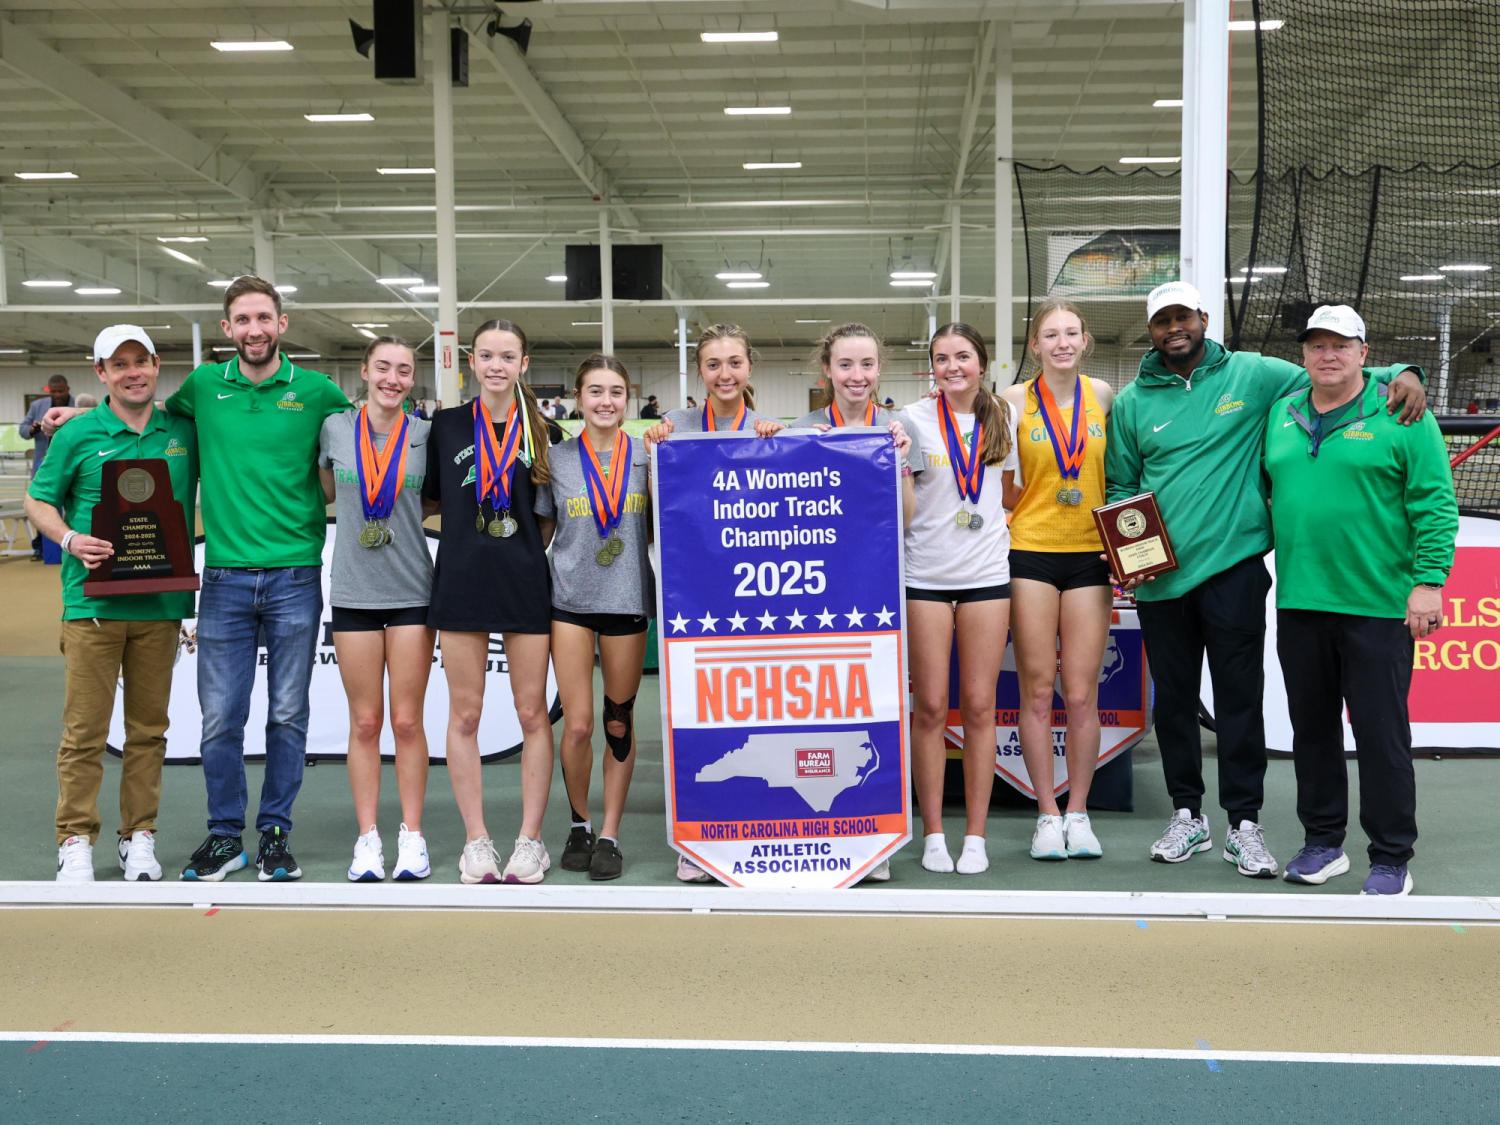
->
xmin=943 ymin=608 xmax=1150 ymax=797
xmin=108 ymin=523 xmax=558 ymax=763
xmin=1254 ymin=516 xmax=1500 ymax=752
xmin=654 ymin=429 xmax=911 ymax=887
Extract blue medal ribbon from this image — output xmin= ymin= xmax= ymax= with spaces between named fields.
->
xmin=936 ymin=395 xmax=984 ymax=504
xmin=578 ymin=434 xmax=632 ymax=539
xmin=355 ymin=409 xmax=411 ymax=522
xmin=1034 ymin=376 xmax=1085 ymax=484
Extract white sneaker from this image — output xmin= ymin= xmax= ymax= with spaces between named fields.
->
xmin=458 ymin=835 xmax=502 ymax=884
xmin=862 ymin=859 xmax=892 ymax=883
xmin=502 ymin=835 xmax=551 ymax=884
xmin=1030 ymin=814 xmax=1067 ymax=860
xmin=1063 ymin=812 xmax=1103 ymax=859
xmin=1223 ymin=820 xmax=1279 ymax=878
xmin=347 ymin=827 xmax=384 ymax=882
xmin=56 ymin=835 xmax=94 ymax=883
xmin=393 ymin=823 xmax=431 ymax=881
xmin=1149 ymin=808 xmax=1213 ymax=863
xmin=956 ymin=834 xmax=989 ymax=874
xmin=118 ymin=830 xmax=163 ymax=881
xmin=921 ymin=833 xmax=954 ymax=873
xmin=676 ymin=854 xmax=713 ymax=883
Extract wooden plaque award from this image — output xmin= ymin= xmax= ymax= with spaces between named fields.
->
xmin=1092 ymin=491 xmax=1179 ymax=584
xmin=82 ymin=459 xmax=200 ymax=596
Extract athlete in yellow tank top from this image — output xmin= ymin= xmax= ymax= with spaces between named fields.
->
xmin=998 ymin=300 xmax=1117 ymax=863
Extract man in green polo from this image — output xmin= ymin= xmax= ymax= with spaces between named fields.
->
xmin=167 ymin=275 xmax=351 ymax=882
xmin=26 ymin=325 xmax=198 ymax=883
xmin=1266 ymin=304 xmax=1457 ymax=896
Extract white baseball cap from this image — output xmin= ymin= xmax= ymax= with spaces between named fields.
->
xmin=1145 ymin=280 xmax=1206 ymax=322
xmin=92 ymin=324 xmax=157 ymax=363
xmin=1298 ymin=304 xmax=1366 ymax=342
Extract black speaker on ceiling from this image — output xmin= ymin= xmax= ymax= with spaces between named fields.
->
xmin=1279 ymin=299 xmax=1318 ymax=331
xmin=450 ymin=27 xmax=469 ymax=87
xmin=373 ymin=0 xmax=423 ymax=84
xmin=564 ymin=245 xmax=664 ymax=302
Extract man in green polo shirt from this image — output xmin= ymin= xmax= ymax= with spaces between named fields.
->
xmin=166 ymin=275 xmax=351 ymax=882
xmin=26 ymin=325 xmax=198 ymax=883
xmin=1266 ymin=305 xmax=1457 ymax=896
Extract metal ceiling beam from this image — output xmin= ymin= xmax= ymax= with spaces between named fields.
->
xmin=933 ymin=22 xmax=998 ymax=294
xmin=0 ymin=17 xmax=261 ymax=204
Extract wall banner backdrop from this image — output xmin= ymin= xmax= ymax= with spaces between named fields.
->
xmin=654 ymin=430 xmax=911 ymax=888
xmin=109 ymin=524 xmax=558 ymax=763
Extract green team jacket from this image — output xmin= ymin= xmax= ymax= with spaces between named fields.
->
xmin=1104 ymin=340 xmax=1417 ymax=601
xmin=1264 ymin=378 xmax=1457 ymax=619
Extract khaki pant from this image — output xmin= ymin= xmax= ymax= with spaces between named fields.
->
xmin=57 ymin=618 xmax=180 ymax=845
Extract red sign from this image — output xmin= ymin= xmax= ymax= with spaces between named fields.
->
xmin=795 ymin=748 xmax=835 ymax=778
xmin=1410 ymin=545 xmax=1500 ymax=724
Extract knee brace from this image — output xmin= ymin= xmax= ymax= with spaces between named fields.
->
xmin=603 ymin=693 xmax=637 ymax=762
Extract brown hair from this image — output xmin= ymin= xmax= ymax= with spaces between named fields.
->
xmin=695 ymin=322 xmax=757 ymax=410
xmin=810 ymin=322 xmax=885 ymax=408
xmin=574 ymin=353 xmax=631 ymax=395
xmin=361 ymin=335 xmax=414 ymax=367
xmin=222 ymin=275 xmax=281 ymax=318
xmin=470 ymin=318 xmax=551 ymax=485
xmin=1026 ymin=297 xmax=1094 ymax=360
xmin=930 ymin=321 xmax=1012 ymax=466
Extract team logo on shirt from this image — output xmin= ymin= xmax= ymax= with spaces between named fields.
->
xmin=461 ymin=465 xmax=476 ymax=487
xmin=1213 ymin=393 xmax=1246 ymax=416
xmin=276 ymin=390 xmax=305 ymax=412
xmin=1342 ymin=421 xmax=1375 ymax=441
xmin=164 ymin=437 xmax=189 ymax=457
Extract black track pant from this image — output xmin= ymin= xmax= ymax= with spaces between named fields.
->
xmin=1135 ymin=555 xmax=1271 ymax=824
xmin=1275 ymin=609 xmax=1417 ymax=866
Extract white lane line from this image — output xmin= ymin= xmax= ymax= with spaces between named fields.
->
xmin=2 ymin=1031 xmax=1499 ymax=1067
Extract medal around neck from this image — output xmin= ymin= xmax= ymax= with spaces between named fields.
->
xmin=356 ymin=406 xmax=411 ymax=546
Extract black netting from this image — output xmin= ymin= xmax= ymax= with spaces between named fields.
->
xmin=1234 ymin=0 xmax=1500 ymax=425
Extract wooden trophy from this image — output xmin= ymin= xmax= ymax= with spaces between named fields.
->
xmin=82 ymin=459 xmax=200 ymax=596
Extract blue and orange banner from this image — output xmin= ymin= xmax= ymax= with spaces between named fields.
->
xmin=653 ymin=429 xmax=910 ymax=887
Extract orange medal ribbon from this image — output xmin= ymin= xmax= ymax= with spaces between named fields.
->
xmin=579 ymin=431 xmax=631 ymax=539
xmin=473 ymin=397 xmax=522 ymax=512
xmin=356 ymin=406 xmax=411 ymax=521
xmin=828 ymin=399 xmax=876 ymax=427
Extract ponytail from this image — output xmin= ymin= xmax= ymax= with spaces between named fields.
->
xmin=516 ymin=380 xmax=552 ymax=485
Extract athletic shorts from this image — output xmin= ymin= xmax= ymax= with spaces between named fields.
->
xmin=331 ymin=605 xmax=430 ymax=632
xmin=905 ymin=583 xmax=1011 ymax=605
xmin=552 ymin=608 xmax=649 ymax=637
xmin=1009 ymin=549 xmax=1112 ymax=592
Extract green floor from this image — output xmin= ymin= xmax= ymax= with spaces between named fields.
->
xmin=2 ymin=653 xmax=1496 ymax=895
xmin=4 ymin=1044 xmax=1497 ymax=1123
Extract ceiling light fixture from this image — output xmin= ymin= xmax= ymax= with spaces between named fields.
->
xmin=795 ymin=319 xmax=831 ymax=324
xmin=890 ymin=270 xmax=938 ymax=280
xmin=1119 ymin=156 xmax=1181 ymax=164
xmin=545 ymin=274 xmax=567 ymax=283
xmin=161 ymin=246 xmax=203 ymax=266
xmin=275 ymin=284 xmax=298 ymax=294
xmin=1227 ymin=20 xmax=1283 ymax=32
xmin=351 ymin=323 xmax=389 ymax=329
xmin=743 ymin=161 xmax=802 ymax=170
xmin=572 ymin=320 xmax=604 ymax=327
xmin=157 ymin=236 xmax=209 ymax=243
xmin=716 ymin=271 xmax=763 ymax=281
xmin=14 ymin=171 xmax=78 ymax=180
xmin=287 ymin=352 xmax=322 ymax=359
xmin=356 ymin=328 xmax=379 ymax=340
xmin=407 ymin=285 xmax=441 ymax=294
xmin=1400 ymin=274 xmax=1444 ymax=282
xmin=304 ymin=112 xmax=374 ymax=123
xmin=1153 ymin=98 xmax=1183 ymax=107
xmin=211 ymin=40 xmax=294 ymax=52
xmin=22 ymin=279 xmax=73 ymax=288
xmin=377 ymin=167 xmax=436 ymax=175
xmin=75 ymin=287 xmax=122 ymax=296
xmin=207 ymin=279 xmax=234 ymax=287
xmin=726 ymin=281 xmax=770 ymax=289
xmin=376 ymin=277 xmax=424 ymax=285
xmin=723 ymin=105 xmax=791 ymax=116
xmin=1439 ymin=263 xmax=1491 ymax=272
xmin=0 ymin=348 xmax=28 ymax=355
xmin=890 ymin=279 xmax=935 ymax=287
xmin=701 ymin=31 xmax=779 ymax=44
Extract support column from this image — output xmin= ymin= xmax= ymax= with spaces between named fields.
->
xmin=993 ymin=26 xmax=1015 ymax=383
xmin=0 ymin=219 xmax=8 ymax=306
xmin=1180 ymin=0 xmax=1230 ymax=342
xmin=677 ymin=311 xmax=689 ymax=408
xmin=430 ymin=8 xmax=461 ymax=406
xmin=191 ymin=322 xmax=203 ymax=367
xmin=251 ymin=213 xmax=275 ymax=283
xmin=949 ymin=203 xmax=962 ymax=325
xmin=600 ymin=211 xmax=615 ymax=354
xmin=1436 ymin=299 xmax=1454 ymax=414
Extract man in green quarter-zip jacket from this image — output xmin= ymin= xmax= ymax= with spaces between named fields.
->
xmin=1104 ymin=281 xmax=1427 ymax=879
xmin=1265 ymin=305 xmax=1456 ymax=897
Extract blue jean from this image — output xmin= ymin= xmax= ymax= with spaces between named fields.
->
xmin=196 ymin=566 xmax=323 ymax=836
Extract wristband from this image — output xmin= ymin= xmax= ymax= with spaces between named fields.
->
xmin=60 ymin=530 xmax=78 ymax=555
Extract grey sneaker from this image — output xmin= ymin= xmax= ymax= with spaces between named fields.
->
xmin=1223 ymin=820 xmax=1278 ymax=878
xmin=1149 ymin=809 xmax=1212 ymax=863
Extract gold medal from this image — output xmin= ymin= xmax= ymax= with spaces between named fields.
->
xmin=475 ymin=511 xmax=487 ymax=533
xmin=358 ymin=521 xmax=383 ymax=549
xmin=607 ymin=533 xmax=624 ymax=557
xmin=487 ymin=518 xmax=504 ymax=538
xmin=595 ymin=546 xmax=616 ymax=567
xmin=955 ymin=510 xmax=971 ymax=529
xmin=1056 ymin=487 xmax=1073 ymax=506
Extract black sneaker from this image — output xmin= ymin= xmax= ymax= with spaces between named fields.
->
xmin=560 ymin=825 xmax=595 ymax=872
xmin=181 ymin=834 xmax=248 ymax=882
xmin=589 ymin=837 xmax=624 ymax=882
xmin=256 ymin=827 xmax=302 ymax=882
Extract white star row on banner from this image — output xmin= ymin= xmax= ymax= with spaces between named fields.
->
xmin=666 ymin=605 xmax=898 ymax=635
